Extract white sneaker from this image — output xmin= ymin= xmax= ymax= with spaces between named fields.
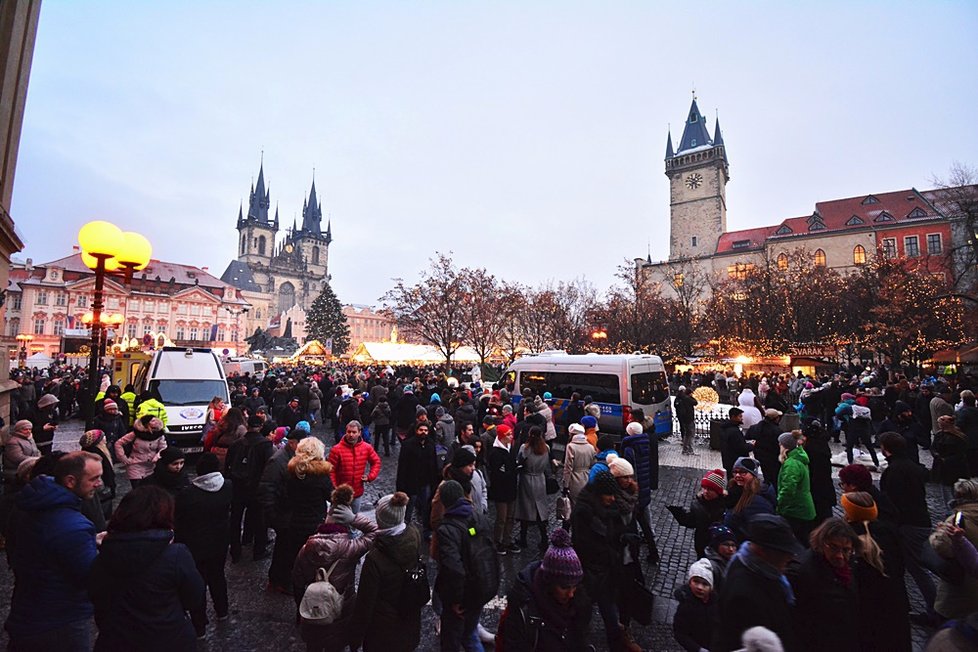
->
xmin=477 ymin=623 xmax=495 ymax=644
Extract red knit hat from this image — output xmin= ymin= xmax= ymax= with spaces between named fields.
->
xmin=701 ymin=469 xmax=726 ymax=494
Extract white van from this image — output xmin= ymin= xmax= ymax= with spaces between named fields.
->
xmin=222 ymin=357 xmax=267 ymax=379
xmin=135 ymin=347 xmax=230 ymax=454
xmin=503 ymin=353 xmax=671 ymax=437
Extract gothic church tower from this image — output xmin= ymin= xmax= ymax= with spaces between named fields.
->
xmin=665 ymin=96 xmax=729 ymax=259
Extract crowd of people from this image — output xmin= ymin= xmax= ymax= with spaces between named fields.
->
xmin=1 ymin=359 xmax=977 ymax=651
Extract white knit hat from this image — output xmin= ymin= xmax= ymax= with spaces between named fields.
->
xmin=688 ymin=558 xmax=714 ymax=586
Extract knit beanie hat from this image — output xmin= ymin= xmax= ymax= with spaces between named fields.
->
xmin=272 ymin=427 xmax=289 ymax=444
xmin=568 ymin=423 xmax=585 ymax=437
xmin=777 ymin=432 xmax=797 ymax=451
xmin=838 ymin=463 xmax=873 ymax=491
xmin=103 ymin=398 xmax=118 ymax=412
xmin=596 ymin=435 xmax=616 ymax=452
xmin=295 ymin=421 xmax=311 ymax=433
xmin=581 ymin=415 xmax=598 ymax=430
xmin=375 ymin=492 xmax=409 ymax=529
xmin=196 ymin=453 xmax=221 ymax=476
xmin=841 ymin=492 xmax=879 ymax=523
xmin=159 ymin=447 xmax=185 ymax=465
xmin=687 ymin=558 xmax=714 ymax=586
xmin=451 ymin=447 xmax=477 ymax=469
xmin=435 ymin=406 xmax=446 ymax=418
xmin=439 ymin=479 xmax=466 ymax=508
xmin=13 ymin=419 xmax=33 ymax=435
xmin=733 ymin=457 xmax=760 ymax=478
xmin=608 ymin=455 xmax=634 ymax=478
xmin=537 ymin=528 xmax=584 ymax=587
xmin=701 ymin=469 xmax=726 ymax=494
xmin=591 ymin=470 xmax=618 ymax=496
xmin=625 ymin=421 xmax=643 ymax=436
xmin=708 ymin=524 xmax=736 ymax=549
xmin=79 ymin=429 xmax=105 ymax=449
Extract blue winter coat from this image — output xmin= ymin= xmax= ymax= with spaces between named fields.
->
xmin=5 ymin=475 xmax=98 ymax=638
xmin=588 ymin=449 xmax=616 ymax=484
xmin=723 ymin=483 xmax=777 ymax=543
xmin=621 ymin=432 xmax=652 ymax=507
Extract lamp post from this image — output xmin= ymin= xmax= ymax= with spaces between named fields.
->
xmin=15 ymin=333 xmax=33 ymax=368
xmin=78 ymin=221 xmax=151 ymax=427
xmin=224 ymin=305 xmax=249 ymax=356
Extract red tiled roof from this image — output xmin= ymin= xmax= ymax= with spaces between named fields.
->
xmin=716 ymin=226 xmax=778 ymax=254
xmin=40 ymin=253 xmax=234 ymax=291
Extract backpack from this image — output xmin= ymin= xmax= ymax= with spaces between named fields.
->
xmin=397 ymin=555 xmax=431 ymax=617
xmin=298 ymin=559 xmax=344 ymax=625
xmin=461 ymin=517 xmax=500 ymax=605
xmin=229 ymin=440 xmax=258 ymax=485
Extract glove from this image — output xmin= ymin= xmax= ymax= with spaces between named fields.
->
xmin=666 ymin=505 xmax=686 ymax=519
xmin=328 ymin=504 xmax=355 ymax=525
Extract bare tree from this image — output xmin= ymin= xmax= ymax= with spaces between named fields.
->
xmin=655 ymin=257 xmax=709 ymax=356
xmin=929 ymin=163 xmax=978 ymax=295
xmin=380 ymin=252 xmax=469 ymax=365
xmin=460 ymin=267 xmax=512 ymax=365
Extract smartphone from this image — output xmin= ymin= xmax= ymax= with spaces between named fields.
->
xmin=956 ymin=511 xmax=964 ymax=527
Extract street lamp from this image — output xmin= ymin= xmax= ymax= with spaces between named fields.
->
xmin=224 ymin=305 xmax=250 ymax=355
xmin=77 ymin=221 xmax=151 ymax=427
xmin=15 ymin=333 xmax=33 ymax=368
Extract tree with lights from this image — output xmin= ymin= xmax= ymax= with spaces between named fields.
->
xmin=306 ymin=281 xmax=350 ymax=355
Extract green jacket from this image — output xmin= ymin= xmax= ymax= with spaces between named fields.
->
xmin=776 ymin=447 xmax=815 ymax=521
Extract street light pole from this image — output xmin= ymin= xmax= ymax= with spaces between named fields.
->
xmin=225 ymin=305 xmax=250 ymax=356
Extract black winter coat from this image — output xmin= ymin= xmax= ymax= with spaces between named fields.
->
xmin=880 ymin=453 xmax=931 ymax=528
xmin=718 ymin=419 xmax=752 ymax=477
xmin=174 ymin=474 xmax=232 ymax=561
xmin=802 ymin=434 xmax=834 ymax=521
xmin=258 ymin=446 xmax=294 ymax=530
xmin=225 ymin=430 xmax=273 ymax=494
xmin=670 ymin=494 xmax=725 ymax=558
xmin=89 ymin=529 xmax=204 ymax=651
xmin=673 ymin=585 xmax=718 ymax=652
xmin=748 ymin=420 xmax=783 ymax=486
xmin=853 ymin=520 xmax=911 ymax=652
xmin=497 ymin=561 xmax=592 ymax=652
xmin=714 ymin=556 xmax=797 ymax=652
xmin=932 ymin=430 xmax=969 ymax=486
xmin=570 ymin=486 xmax=626 ymax=599
xmin=487 ymin=443 xmax=519 ymax=503
xmin=348 ymin=525 xmax=424 ymax=652
xmin=286 ymin=460 xmax=334 ymax=537
xmin=788 ymin=550 xmax=859 ymax=652
xmin=879 ymin=416 xmax=922 ymax=464
xmin=395 ymin=434 xmax=440 ymax=496
xmin=394 ymin=393 xmax=421 ymax=430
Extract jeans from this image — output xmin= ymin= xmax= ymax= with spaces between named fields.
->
xmin=680 ymin=420 xmax=695 ymax=453
xmin=351 ymin=495 xmax=363 ymax=514
xmin=230 ymin=491 xmax=267 ymax=560
xmin=406 ymin=485 xmax=434 ymax=535
xmin=7 ymin=620 xmax=91 ymax=652
xmin=440 ymin=604 xmax=484 ymax=652
xmin=492 ymin=500 xmax=515 ymax=546
xmin=375 ymin=425 xmax=393 ymax=454
xmin=190 ymin=555 xmax=229 ymax=634
xmin=594 ymin=589 xmax=624 ymax=650
xmin=844 ymin=428 xmax=879 ymax=466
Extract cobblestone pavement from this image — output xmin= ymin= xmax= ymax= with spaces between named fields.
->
xmin=0 ymin=422 xmax=950 ymax=650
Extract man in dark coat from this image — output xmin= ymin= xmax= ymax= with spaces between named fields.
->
xmin=955 ymin=389 xmax=978 ymax=476
xmin=880 ymin=400 xmax=923 ymax=465
xmin=275 ymin=397 xmax=303 ymax=431
xmin=487 ymin=424 xmax=519 ymax=553
xmin=5 ymin=452 xmax=102 ymax=650
xmin=395 ymin=421 xmax=440 ymax=538
xmin=94 ymin=385 xmax=130 ymax=426
xmin=393 ymin=386 xmax=421 ymax=441
xmin=258 ymin=427 xmax=307 ymax=593
xmin=717 ymin=408 xmax=750 ymax=478
xmin=225 ymin=415 xmax=273 ymax=561
xmin=714 ymin=515 xmax=801 ymax=652
xmin=175 ymin=453 xmax=233 ymax=635
xmin=674 ymin=386 xmax=699 ymax=455
xmin=747 ymin=409 xmax=783 ymax=490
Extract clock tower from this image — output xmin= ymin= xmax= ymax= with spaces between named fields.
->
xmin=665 ymin=96 xmax=729 ymax=260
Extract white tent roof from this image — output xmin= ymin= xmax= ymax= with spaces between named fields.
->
xmin=351 ymin=341 xmax=482 ymax=364
xmin=25 ymin=352 xmax=54 ymax=366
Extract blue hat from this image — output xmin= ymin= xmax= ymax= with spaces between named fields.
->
xmin=295 ymin=420 xmax=311 ymax=433
xmin=430 ymin=393 xmax=441 ymax=403
xmin=404 ymin=385 xmax=414 ymax=394
xmin=543 ymin=392 xmax=553 ymax=401
xmin=581 ymin=415 xmax=598 ymax=429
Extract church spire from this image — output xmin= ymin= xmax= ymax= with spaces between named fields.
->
xmin=665 ymin=130 xmax=674 ymax=159
xmin=300 ymin=176 xmax=323 ymax=235
xmin=246 ymin=158 xmax=271 ymax=223
xmin=713 ymin=118 xmax=724 ymax=147
xmin=676 ymin=97 xmax=713 ymax=153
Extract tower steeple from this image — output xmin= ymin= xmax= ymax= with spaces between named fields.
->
xmin=300 ymin=177 xmax=323 ymax=235
xmin=665 ymin=131 xmax=674 ymax=159
xmin=676 ymin=98 xmax=713 ymax=153
xmin=246 ymin=159 xmax=271 ymax=223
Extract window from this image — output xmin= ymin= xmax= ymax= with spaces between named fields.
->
xmin=258 ymin=235 xmax=266 ymax=256
xmin=127 ymin=323 xmax=138 ymax=339
xmin=54 ymin=293 xmax=67 ymax=306
xmin=36 ymin=290 xmax=48 ymax=305
xmin=53 ymin=319 xmax=64 ymax=336
xmin=11 ymin=294 xmax=21 ymax=310
xmin=518 ymin=371 xmax=622 ymax=405
xmin=775 ymin=225 xmax=792 ymax=235
xmin=217 ymin=327 xmax=225 ymax=341
xmin=732 ymin=240 xmax=751 ymax=249
xmin=882 ymin=238 xmax=897 ymax=259
xmin=673 ymin=273 xmax=684 ymax=288
xmin=631 ymin=372 xmax=670 ymax=406
xmin=874 ymin=211 xmax=894 ymax=222
xmin=861 ymin=195 xmax=879 ymax=205
xmin=143 ymin=324 xmax=153 ymax=336
xmin=907 ymin=207 xmax=927 ymax=219
xmin=312 ymin=246 xmax=320 ymax=264
xmin=905 ymin=236 xmax=920 ymax=258
xmin=189 ymin=327 xmax=199 ymax=341
xmin=777 ymin=253 xmax=788 ymax=271
xmin=927 ymin=233 xmax=943 ymax=255
xmin=691 ymin=236 xmax=698 ymax=248
xmin=814 ymin=249 xmax=826 ymax=267
xmin=240 ymin=233 xmax=246 ymax=255
xmin=846 ymin=215 xmax=864 ymax=226
xmin=853 ymin=245 xmax=867 ymax=265
xmin=809 ymin=221 xmax=826 ymax=231
xmin=33 ymin=319 xmax=45 ymax=335
xmin=176 ymin=326 xmax=185 ymax=340
xmin=727 ymin=263 xmax=755 ymax=280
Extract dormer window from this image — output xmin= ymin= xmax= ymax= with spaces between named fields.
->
xmin=775 ymin=225 xmax=792 ymax=235
xmin=861 ymin=195 xmax=879 ymax=205
xmin=808 ymin=221 xmax=826 ymax=231
xmin=845 ymin=215 xmax=865 ymax=226
xmin=874 ymin=211 xmax=894 ymax=222
xmin=907 ymin=207 xmax=927 ymax=219
xmin=732 ymin=240 xmax=751 ymax=249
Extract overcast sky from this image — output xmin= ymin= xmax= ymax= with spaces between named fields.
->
xmin=12 ymin=1 xmax=978 ymax=306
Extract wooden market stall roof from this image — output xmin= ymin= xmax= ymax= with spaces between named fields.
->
xmin=350 ymin=341 xmax=482 ymax=364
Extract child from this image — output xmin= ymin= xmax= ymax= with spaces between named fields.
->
xmin=673 ymin=558 xmax=718 ymax=652
xmin=666 ymin=468 xmax=727 ymax=557
xmin=703 ymin=524 xmax=737 ymax=594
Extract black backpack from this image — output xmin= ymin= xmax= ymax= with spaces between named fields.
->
xmin=229 ymin=439 xmax=264 ymax=487
xmin=461 ymin=516 xmax=500 ymax=606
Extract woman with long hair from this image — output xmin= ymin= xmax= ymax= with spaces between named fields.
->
xmin=201 ymin=396 xmax=226 ymax=447
xmin=285 ymin=437 xmax=334 ymax=585
xmin=840 ymin=491 xmax=911 ymax=651
xmin=89 ymin=485 xmax=204 ymax=650
xmin=723 ymin=456 xmax=775 ymax=543
xmin=514 ymin=426 xmax=554 ymax=552
xmin=208 ymin=407 xmax=247 ymax=469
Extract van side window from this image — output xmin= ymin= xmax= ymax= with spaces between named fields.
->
xmin=521 ymin=371 xmax=621 ymax=404
xmin=631 ymin=372 xmax=669 ymax=406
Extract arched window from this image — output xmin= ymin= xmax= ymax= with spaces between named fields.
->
xmin=853 ymin=244 xmax=866 ymax=266
xmin=258 ymin=235 xmax=266 ymax=256
xmin=777 ymin=253 xmax=788 ymax=271
xmin=312 ymin=246 xmax=320 ymax=265
xmin=240 ymin=233 xmax=246 ymax=255
xmin=814 ymin=249 xmax=826 ymax=267
xmin=278 ymin=282 xmax=296 ymax=313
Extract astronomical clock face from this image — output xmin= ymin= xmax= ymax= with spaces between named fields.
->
xmin=685 ymin=173 xmax=703 ymax=189
xmin=284 ymin=244 xmax=294 ymax=253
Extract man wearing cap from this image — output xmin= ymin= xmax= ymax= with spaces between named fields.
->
xmin=276 ymin=397 xmax=303 ymax=432
xmin=674 ymin=385 xmax=698 ymax=455
xmin=29 ymin=393 xmax=60 ymax=452
xmin=3 ymin=420 xmax=39 ymax=488
xmin=715 ymin=514 xmax=800 ymax=651
xmin=226 ymin=415 xmax=274 ymax=561
xmin=94 ymin=385 xmax=130 ymax=426
xmin=717 ymin=407 xmax=750 ymax=479
xmin=748 ymin=408 xmax=784 ymax=490
xmin=93 ymin=399 xmax=127 ymax=457
xmin=258 ymin=425 xmax=308 ymax=593
xmin=393 ymin=385 xmax=421 ymax=443
xmin=496 ymin=528 xmax=591 ymax=650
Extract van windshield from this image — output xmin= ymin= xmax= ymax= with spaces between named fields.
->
xmin=150 ymin=380 xmax=229 ymax=407
xmin=631 ymin=372 xmax=670 ymax=405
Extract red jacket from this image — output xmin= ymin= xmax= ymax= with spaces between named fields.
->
xmin=328 ymin=439 xmax=381 ymax=498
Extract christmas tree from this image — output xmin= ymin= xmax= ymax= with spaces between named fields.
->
xmin=306 ymin=281 xmax=350 ymax=355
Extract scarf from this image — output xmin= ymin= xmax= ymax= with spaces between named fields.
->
xmin=830 ymin=558 xmax=853 ymax=587
xmin=732 ymin=541 xmax=795 ymax=606
xmin=529 ymin=566 xmax=577 ymax=636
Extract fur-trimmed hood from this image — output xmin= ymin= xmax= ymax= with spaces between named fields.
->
xmin=287 ymin=457 xmax=333 ymax=479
